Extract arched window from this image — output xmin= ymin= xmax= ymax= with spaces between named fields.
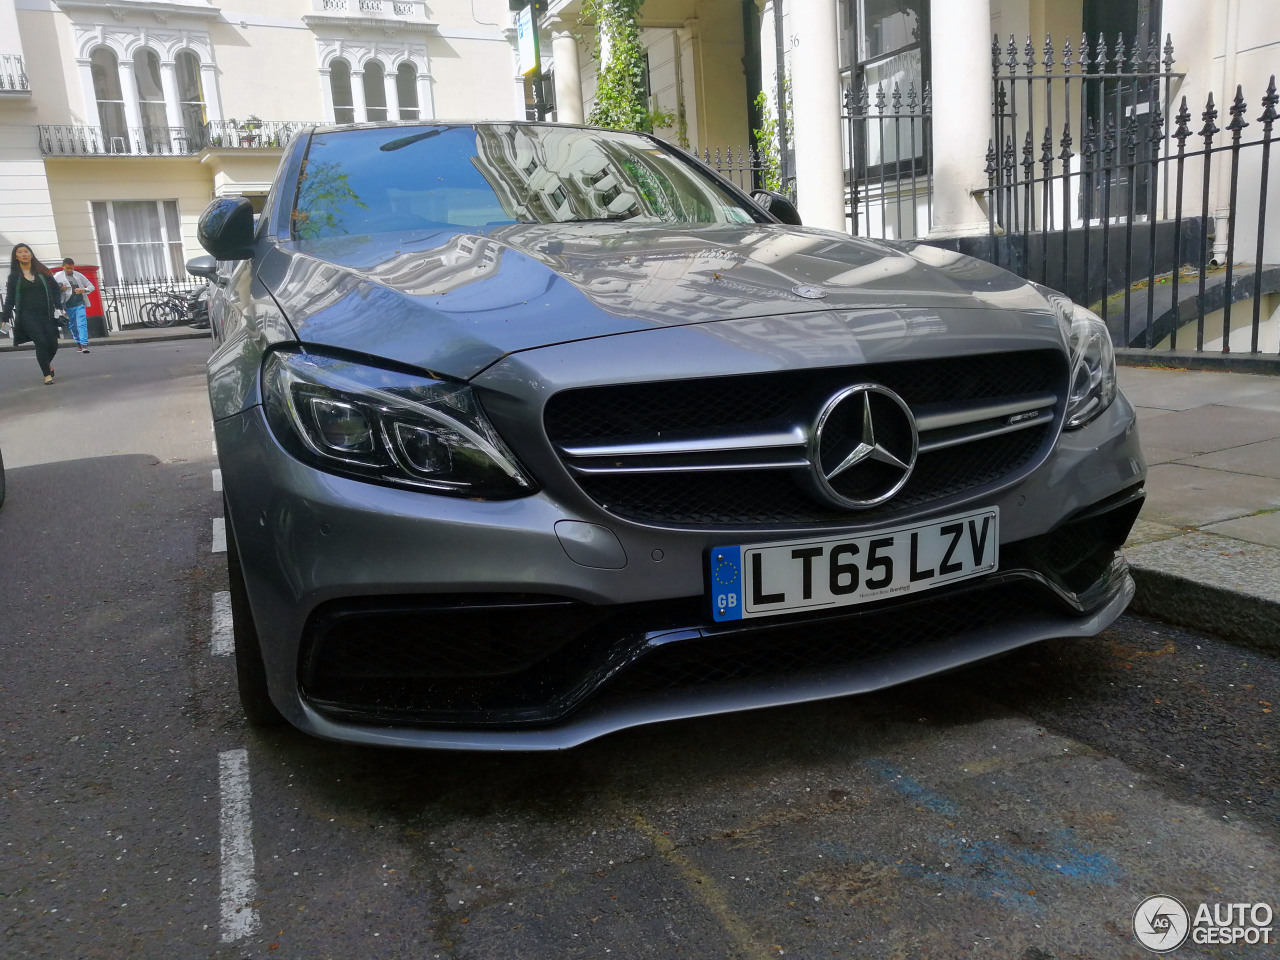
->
xmin=396 ymin=63 xmax=420 ymax=121
xmin=363 ymin=61 xmax=387 ymax=121
xmin=133 ymin=47 xmax=168 ymax=152
xmin=329 ymin=59 xmax=354 ymax=124
xmin=175 ymin=51 xmax=206 ymax=146
xmin=90 ymin=47 xmax=127 ymax=152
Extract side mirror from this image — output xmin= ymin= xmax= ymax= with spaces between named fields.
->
xmin=751 ymin=190 xmax=802 ymax=226
xmin=197 ymin=196 xmax=256 ymax=261
xmin=186 ymin=255 xmax=218 ymax=281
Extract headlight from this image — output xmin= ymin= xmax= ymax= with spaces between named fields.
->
xmin=262 ymin=348 xmax=534 ymax=498
xmin=1059 ymin=300 xmax=1117 ymax=430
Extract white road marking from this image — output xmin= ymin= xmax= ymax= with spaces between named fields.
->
xmin=212 ymin=518 xmax=226 ymax=553
xmin=211 ymin=592 xmax=233 ymax=656
xmin=212 ymin=468 xmax=222 ymax=492
xmin=212 ymin=439 xmax=218 ymax=456
xmin=218 ymin=749 xmax=260 ymax=942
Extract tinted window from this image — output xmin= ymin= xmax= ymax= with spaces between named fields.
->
xmin=291 ymin=124 xmax=760 ymax=240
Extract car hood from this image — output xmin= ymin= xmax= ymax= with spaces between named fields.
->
xmin=259 ymin=222 xmax=1064 ymax=380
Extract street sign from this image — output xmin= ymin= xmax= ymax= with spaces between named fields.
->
xmin=516 ymin=6 xmax=539 ymax=77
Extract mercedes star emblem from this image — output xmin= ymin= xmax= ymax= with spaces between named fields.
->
xmin=808 ymin=384 xmax=918 ymax=508
xmin=792 ymin=283 xmax=828 ymax=299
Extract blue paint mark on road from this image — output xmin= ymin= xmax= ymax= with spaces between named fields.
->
xmin=862 ymin=760 xmax=961 ymax=816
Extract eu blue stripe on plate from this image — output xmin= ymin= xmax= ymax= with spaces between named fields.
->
xmin=710 ymin=545 xmax=743 ymax=622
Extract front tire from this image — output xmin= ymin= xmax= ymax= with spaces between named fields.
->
xmin=224 ymin=498 xmax=285 ymax=727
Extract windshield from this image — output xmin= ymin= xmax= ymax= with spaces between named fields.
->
xmin=291 ymin=124 xmax=762 ymax=240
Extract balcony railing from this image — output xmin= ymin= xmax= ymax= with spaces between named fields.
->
xmin=204 ymin=120 xmax=308 ymax=150
xmin=1 ymin=54 xmax=29 ymax=93
xmin=38 ymin=120 xmax=311 ymax=157
xmin=312 ymin=0 xmax=430 ymax=18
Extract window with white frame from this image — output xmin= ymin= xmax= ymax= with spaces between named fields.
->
xmin=90 ymin=47 xmax=128 ymax=149
xmin=396 ymin=63 xmax=420 ymax=120
xmin=330 ymin=59 xmax=355 ymax=123
xmin=363 ymin=61 xmax=388 ymax=121
xmin=133 ymin=48 xmax=169 ymax=151
xmin=175 ymin=50 xmax=207 ymax=144
xmin=91 ymin=200 xmax=185 ymax=284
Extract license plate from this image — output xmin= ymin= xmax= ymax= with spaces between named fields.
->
xmin=709 ymin=508 xmax=999 ymax=622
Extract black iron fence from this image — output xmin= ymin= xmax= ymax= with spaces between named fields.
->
xmin=0 ymin=54 xmax=28 ymax=93
xmin=95 ymin=277 xmax=205 ymax=331
xmin=700 ymin=146 xmax=796 ymax=200
xmin=983 ymin=33 xmax=1280 ymax=354
xmin=843 ymin=79 xmax=933 ymax=240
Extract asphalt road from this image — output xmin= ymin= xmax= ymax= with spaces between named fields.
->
xmin=0 ymin=340 xmax=1276 ymax=960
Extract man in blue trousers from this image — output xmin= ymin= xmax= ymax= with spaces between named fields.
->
xmin=55 ymin=257 xmax=94 ymax=353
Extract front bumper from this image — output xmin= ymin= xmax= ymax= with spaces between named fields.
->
xmin=217 ymin=388 xmax=1144 ymax=750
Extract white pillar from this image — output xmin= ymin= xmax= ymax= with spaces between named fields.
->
xmin=384 ymin=67 xmax=400 ymax=120
xmin=417 ymin=72 xmax=434 ymax=119
xmin=159 ymin=60 xmax=182 ymax=135
xmin=320 ymin=68 xmax=335 ymax=123
xmin=926 ymin=0 xmax=993 ymax=238
xmin=351 ymin=69 xmax=368 ymax=122
xmin=200 ymin=61 xmax=223 ymax=122
xmin=76 ymin=59 xmax=97 ymax=123
xmin=117 ymin=58 xmax=146 ymax=151
xmin=789 ymin=0 xmax=845 ymax=230
xmin=551 ymin=28 xmax=583 ymax=124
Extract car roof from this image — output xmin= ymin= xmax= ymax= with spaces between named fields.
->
xmin=307 ymin=119 xmax=623 ymax=137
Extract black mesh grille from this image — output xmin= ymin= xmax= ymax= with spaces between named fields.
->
xmin=545 ymin=351 xmax=1061 ymax=446
xmin=544 ymin=351 xmax=1065 ymax=528
xmin=603 ymin=586 xmax=1051 ymax=700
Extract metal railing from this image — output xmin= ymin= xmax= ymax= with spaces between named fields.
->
xmin=96 ymin=277 xmax=204 ymax=331
xmin=203 ymin=120 xmax=308 ymax=150
xmin=39 ymin=124 xmax=201 ymax=156
xmin=843 ymin=79 xmax=933 ymax=241
xmin=38 ymin=119 xmax=310 ymax=156
xmin=982 ymin=32 xmax=1280 ymax=354
xmin=0 ymin=54 xmax=29 ymax=93
xmin=701 ymin=146 xmax=795 ymax=199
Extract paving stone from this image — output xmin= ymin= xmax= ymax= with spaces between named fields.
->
xmin=1116 ymin=366 xmax=1280 ymax=410
xmin=1132 ymin=404 xmax=1280 ymax=458
xmin=1139 ymin=462 xmax=1280 ymax=526
xmin=1201 ymin=509 xmax=1280 ymax=548
xmin=1182 ymin=436 xmax=1280 ymax=479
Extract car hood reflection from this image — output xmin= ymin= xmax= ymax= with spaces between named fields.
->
xmin=260 ymin=222 xmax=1060 ymax=380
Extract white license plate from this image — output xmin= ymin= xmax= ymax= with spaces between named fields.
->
xmin=709 ymin=508 xmax=999 ymax=622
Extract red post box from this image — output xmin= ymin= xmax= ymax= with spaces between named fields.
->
xmin=76 ymin=264 xmax=110 ymax=338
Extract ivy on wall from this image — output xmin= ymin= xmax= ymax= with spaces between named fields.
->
xmin=584 ymin=0 xmax=674 ymax=134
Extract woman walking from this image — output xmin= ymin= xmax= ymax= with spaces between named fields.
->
xmin=1 ymin=243 xmax=64 ymax=384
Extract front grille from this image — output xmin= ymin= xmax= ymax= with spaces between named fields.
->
xmin=544 ymin=351 xmax=1066 ymax=528
xmin=299 ymin=543 xmax=1121 ymax=732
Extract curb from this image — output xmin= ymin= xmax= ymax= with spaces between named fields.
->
xmin=1116 ymin=348 xmax=1280 ymax=376
xmin=1128 ymin=563 xmax=1280 ymax=658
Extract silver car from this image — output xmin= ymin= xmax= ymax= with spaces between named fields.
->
xmin=191 ymin=122 xmax=1144 ymax=750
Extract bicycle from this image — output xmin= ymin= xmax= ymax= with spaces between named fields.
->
xmin=139 ymin=288 xmax=191 ymax=327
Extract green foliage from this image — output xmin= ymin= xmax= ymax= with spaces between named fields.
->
xmin=752 ymin=91 xmax=781 ymax=192
xmin=585 ymin=0 xmax=664 ymax=133
xmin=752 ymin=78 xmax=793 ymax=192
xmin=292 ymin=159 xmax=367 ymax=239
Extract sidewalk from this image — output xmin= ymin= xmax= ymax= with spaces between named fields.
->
xmin=0 ymin=325 xmax=210 ymax=352
xmin=1119 ymin=363 xmax=1280 ymax=654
